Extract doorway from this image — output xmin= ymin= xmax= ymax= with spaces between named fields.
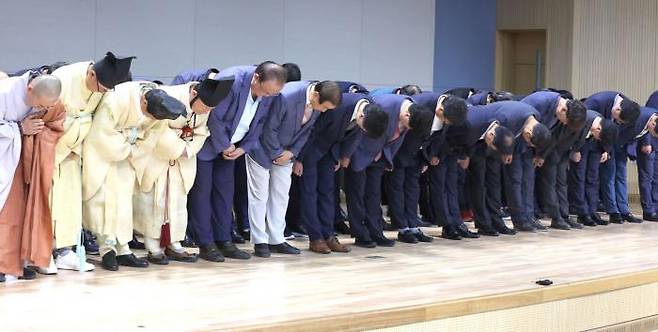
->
xmin=495 ymin=29 xmax=547 ymax=95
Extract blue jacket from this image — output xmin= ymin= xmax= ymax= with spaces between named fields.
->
xmin=249 ymin=81 xmax=321 ymax=169
xmin=197 ymin=65 xmax=275 ymax=161
xmin=520 ymin=91 xmax=560 ymax=129
xmin=349 ymin=94 xmax=409 ymax=171
xmin=170 ymin=68 xmax=218 ymax=85
xmin=335 ymin=81 xmax=369 ymax=94
xmin=625 ymin=107 xmax=657 ymax=158
xmin=299 ymin=93 xmax=371 ymax=164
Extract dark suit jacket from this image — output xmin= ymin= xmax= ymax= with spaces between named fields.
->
xmin=299 ymin=93 xmax=371 ymax=164
xmin=349 ymin=94 xmax=408 ymax=171
xmin=249 ymin=81 xmax=321 ymax=169
xmin=197 ymin=66 xmax=275 ymax=161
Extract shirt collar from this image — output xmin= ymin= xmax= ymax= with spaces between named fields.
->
xmin=480 ymin=121 xmax=498 ymax=140
xmin=352 ymin=99 xmax=369 ymax=122
xmin=306 ymin=82 xmax=317 ymax=108
xmin=637 ymin=113 xmax=658 ymax=139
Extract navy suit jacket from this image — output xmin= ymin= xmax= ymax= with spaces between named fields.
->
xmin=349 ymin=94 xmax=408 ymax=171
xmin=467 ymin=91 xmax=492 ymax=106
xmin=624 ymin=107 xmax=657 ymax=158
xmin=249 ymin=81 xmax=321 ymax=169
xmin=491 ymin=101 xmax=540 ymax=136
xmin=171 ymin=68 xmax=217 ymax=85
xmin=335 ymin=81 xmax=369 ymax=94
xmin=463 ymin=104 xmax=498 ymax=153
xmin=520 ymin=91 xmax=560 ymax=129
xmin=299 ymin=93 xmax=370 ymax=165
xmin=584 ymin=91 xmax=620 ymax=120
xmin=197 ymin=65 xmax=275 ymax=161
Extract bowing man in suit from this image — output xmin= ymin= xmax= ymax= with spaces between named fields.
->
xmin=521 ymin=91 xmax=587 ymax=230
xmin=246 ymin=81 xmax=341 ymax=258
xmin=343 ymin=94 xmax=433 ymax=248
xmin=297 ymin=93 xmax=388 ymax=254
xmin=568 ymin=111 xmax=618 ymax=226
xmin=584 ymin=91 xmax=641 ymax=224
xmin=187 ymin=62 xmax=287 ymax=262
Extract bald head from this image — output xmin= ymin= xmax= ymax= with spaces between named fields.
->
xmin=0 ymin=71 xmax=8 ymax=80
xmin=30 ymin=75 xmax=62 ymax=103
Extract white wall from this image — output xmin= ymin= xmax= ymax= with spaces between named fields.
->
xmin=0 ymin=0 xmax=435 ymax=90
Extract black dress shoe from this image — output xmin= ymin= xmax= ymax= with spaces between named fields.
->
xmin=531 ymin=219 xmax=548 ymax=231
xmin=269 ymin=242 xmax=301 ymax=255
xmin=181 ymin=235 xmax=196 ymax=248
xmin=354 ymin=237 xmax=376 ymax=248
xmin=101 ymin=251 xmax=119 ymax=271
xmin=491 ymin=219 xmax=515 ymax=235
xmin=18 ymin=267 xmax=38 ymax=280
xmin=382 ymin=221 xmax=396 ymax=232
xmin=457 ymin=223 xmax=481 ymax=238
xmin=335 ymin=221 xmax=351 ymax=235
xmin=254 ymin=244 xmax=270 ymax=258
xmin=565 ymin=217 xmax=584 ymax=229
xmin=231 ymin=229 xmax=246 ymax=244
xmin=643 ymin=212 xmax=658 ymax=222
xmin=239 ymin=229 xmax=251 ymax=241
xmin=622 ymin=214 xmax=642 ymax=223
xmin=374 ymin=235 xmax=395 ymax=247
xmin=606 ymin=213 xmax=620 ymax=224
xmin=199 ymin=244 xmax=225 ymax=262
xmin=441 ymin=225 xmax=462 ymax=240
xmin=217 ymin=241 xmax=251 ymax=260
xmin=550 ymin=218 xmax=571 ymax=230
xmin=413 ymin=230 xmax=434 ymax=242
xmin=128 ymin=235 xmax=146 ymax=250
xmin=477 ymin=226 xmax=499 ymax=236
xmin=83 ymin=230 xmax=100 ymax=255
xmin=397 ymin=231 xmax=419 ymax=244
xmin=514 ymin=222 xmax=536 ymax=232
xmin=147 ymin=253 xmax=170 ymax=265
xmin=578 ymin=215 xmax=596 ymax=227
xmin=116 ymin=254 xmax=149 ymax=268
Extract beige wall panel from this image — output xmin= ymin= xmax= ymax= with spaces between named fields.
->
xmin=571 ymin=0 xmax=658 ymax=102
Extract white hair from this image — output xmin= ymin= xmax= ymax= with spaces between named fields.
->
xmin=31 ymin=74 xmax=62 ymax=102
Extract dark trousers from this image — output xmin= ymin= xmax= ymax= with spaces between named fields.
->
xmin=187 ymin=157 xmax=235 ymax=246
xmin=467 ymin=150 xmax=501 ymax=229
xmin=386 ymin=162 xmax=422 ymax=230
xmin=568 ymin=140 xmax=602 ymax=216
xmin=344 ymin=160 xmax=387 ymax=241
xmin=636 ymin=145 xmax=658 ymax=215
xmin=599 ymin=146 xmax=631 ymax=215
xmin=233 ymin=154 xmax=249 ymax=231
xmin=503 ymin=147 xmax=535 ymax=226
xmin=334 ymin=168 xmax=345 ymax=222
xmin=300 ymin=153 xmax=337 ymax=241
xmin=418 ymin=172 xmax=432 ymax=221
xmin=428 ymin=155 xmax=462 ymax=228
xmin=457 ymin=166 xmax=471 ymax=212
xmin=285 ymin=175 xmax=303 ymax=232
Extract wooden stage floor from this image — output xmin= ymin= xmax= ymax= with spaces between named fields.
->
xmin=2 ymin=218 xmax=658 ymax=331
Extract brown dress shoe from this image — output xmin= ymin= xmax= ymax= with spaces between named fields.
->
xmin=309 ymin=240 xmax=331 ymax=254
xmin=325 ymin=237 xmax=351 ymax=253
xmin=165 ymin=247 xmax=198 ymax=263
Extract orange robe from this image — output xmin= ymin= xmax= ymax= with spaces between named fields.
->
xmin=0 ymin=108 xmax=65 ymax=276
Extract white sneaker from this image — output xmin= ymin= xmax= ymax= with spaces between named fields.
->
xmin=34 ymin=257 xmax=58 ymax=275
xmin=55 ymin=251 xmax=94 ymax=272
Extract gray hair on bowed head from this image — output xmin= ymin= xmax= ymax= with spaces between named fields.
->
xmin=31 ymin=74 xmax=62 ymax=102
